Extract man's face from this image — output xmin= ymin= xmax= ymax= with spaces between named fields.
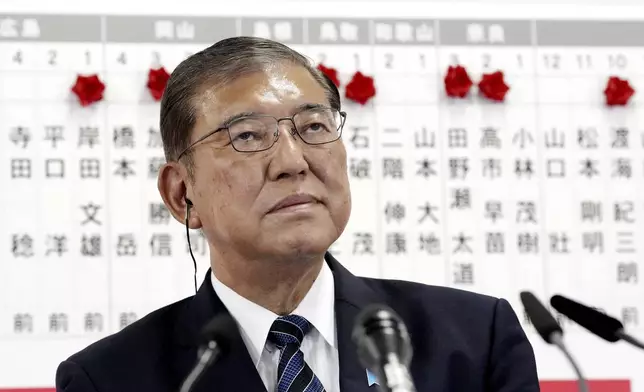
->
xmin=186 ymin=63 xmax=351 ymax=261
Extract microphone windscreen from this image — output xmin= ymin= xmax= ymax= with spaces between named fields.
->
xmin=550 ymin=295 xmax=623 ymax=342
xmin=354 ymin=304 xmax=403 ymax=334
xmin=199 ymin=313 xmax=240 ymax=354
xmin=520 ymin=291 xmax=562 ymax=344
xmin=352 ymin=304 xmax=412 ymax=368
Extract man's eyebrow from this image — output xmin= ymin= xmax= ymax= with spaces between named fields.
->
xmin=217 ymin=103 xmax=330 ymax=128
xmin=293 ymin=102 xmax=328 ymax=112
xmin=217 ymin=111 xmax=257 ymax=128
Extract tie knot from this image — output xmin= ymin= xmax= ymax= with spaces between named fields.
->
xmin=268 ymin=315 xmax=311 ymax=348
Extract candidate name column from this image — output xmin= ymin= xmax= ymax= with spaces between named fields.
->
xmin=536 ymin=20 xmax=644 ymax=335
xmin=370 ymin=19 xmax=443 ymax=284
xmin=0 ymin=18 xmax=42 ymax=377
xmin=438 ymin=20 xmax=537 ymax=299
xmin=305 ymin=18 xmax=379 ymax=277
xmin=104 ymin=15 xmax=238 ymax=330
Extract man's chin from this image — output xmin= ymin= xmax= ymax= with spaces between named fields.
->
xmin=262 ymin=233 xmax=335 ymax=259
xmin=278 ymin=243 xmax=330 ymax=258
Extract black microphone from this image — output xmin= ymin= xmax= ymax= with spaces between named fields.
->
xmin=520 ymin=291 xmax=589 ymax=392
xmin=352 ymin=304 xmax=417 ymax=392
xmin=551 ymin=294 xmax=644 ymax=351
xmin=179 ymin=313 xmax=238 ymax=392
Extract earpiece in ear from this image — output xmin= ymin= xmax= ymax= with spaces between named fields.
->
xmin=185 ymin=198 xmax=193 ymax=222
xmin=183 ymin=197 xmax=198 ymax=294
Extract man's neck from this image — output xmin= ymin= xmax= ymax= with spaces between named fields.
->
xmin=211 ymin=253 xmax=325 ymax=315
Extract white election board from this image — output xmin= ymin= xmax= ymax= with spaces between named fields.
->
xmin=0 ymin=1 xmax=643 ymax=391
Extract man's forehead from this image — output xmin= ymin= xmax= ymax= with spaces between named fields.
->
xmin=194 ymin=67 xmax=327 ymax=124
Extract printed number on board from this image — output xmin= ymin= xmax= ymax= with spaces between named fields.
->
xmin=317 ymin=53 xmax=361 ymax=69
xmin=384 ymin=53 xmax=393 ymax=69
xmin=419 ymin=53 xmax=427 ymax=68
xmin=576 ymin=54 xmax=592 ymax=69
xmin=482 ymin=53 xmax=491 ymax=68
xmin=44 ymin=49 xmax=91 ymax=67
xmin=117 ymin=51 xmax=127 ymax=65
xmin=12 ymin=50 xmax=23 ymax=64
xmin=542 ymin=53 xmax=561 ymax=69
xmin=48 ymin=49 xmax=57 ymax=66
xmin=383 ymin=53 xmax=431 ymax=70
xmin=608 ymin=54 xmax=627 ymax=69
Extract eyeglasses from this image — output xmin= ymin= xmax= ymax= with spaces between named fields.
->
xmin=177 ymin=107 xmax=347 ymax=159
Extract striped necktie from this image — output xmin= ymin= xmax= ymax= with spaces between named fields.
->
xmin=267 ymin=315 xmax=326 ymax=392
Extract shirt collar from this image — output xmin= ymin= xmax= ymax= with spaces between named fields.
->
xmin=210 ymin=261 xmax=336 ymax=367
xmin=293 ymin=260 xmax=337 ymax=349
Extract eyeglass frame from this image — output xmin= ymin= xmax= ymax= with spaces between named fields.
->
xmin=176 ymin=106 xmax=347 ymax=161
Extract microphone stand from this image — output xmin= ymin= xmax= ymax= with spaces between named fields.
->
xmin=549 ymin=332 xmax=589 ymax=392
xmin=379 ymin=353 xmax=417 ymax=392
xmin=615 ymin=329 xmax=644 ymax=350
xmin=179 ymin=340 xmax=220 ymax=392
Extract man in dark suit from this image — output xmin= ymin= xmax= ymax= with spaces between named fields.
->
xmin=56 ymin=36 xmax=539 ymax=392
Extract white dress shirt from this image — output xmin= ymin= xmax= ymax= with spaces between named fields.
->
xmin=211 ymin=262 xmax=340 ymax=392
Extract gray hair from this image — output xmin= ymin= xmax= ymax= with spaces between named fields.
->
xmin=159 ymin=36 xmax=341 ymax=175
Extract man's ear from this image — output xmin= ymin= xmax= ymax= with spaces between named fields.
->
xmin=157 ymin=161 xmax=202 ymax=229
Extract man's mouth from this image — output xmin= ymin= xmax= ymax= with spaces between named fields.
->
xmin=268 ymin=193 xmax=318 ymax=213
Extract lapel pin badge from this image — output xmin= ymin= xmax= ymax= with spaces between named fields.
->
xmin=366 ymin=369 xmax=379 ymax=386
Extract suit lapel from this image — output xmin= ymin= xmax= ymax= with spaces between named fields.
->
xmin=327 ymin=253 xmax=384 ymax=392
xmin=173 ymin=272 xmax=266 ymax=392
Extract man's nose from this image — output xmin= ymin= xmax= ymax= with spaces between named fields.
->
xmin=267 ymin=121 xmax=309 ymax=180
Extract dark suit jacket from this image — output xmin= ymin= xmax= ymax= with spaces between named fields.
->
xmin=56 ymin=253 xmax=539 ymax=391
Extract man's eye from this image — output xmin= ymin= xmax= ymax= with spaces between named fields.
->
xmin=302 ymin=123 xmax=328 ymax=132
xmin=236 ymin=131 xmax=255 ymax=140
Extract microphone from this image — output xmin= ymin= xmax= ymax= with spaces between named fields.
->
xmin=520 ymin=291 xmax=589 ymax=392
xmin=179 ymin=313 xmax=238 ymax=392
xmin=352 ymin=304 xmax=417 ymax=392
xmin=551 ymin=294 xmax=644 ymax=351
